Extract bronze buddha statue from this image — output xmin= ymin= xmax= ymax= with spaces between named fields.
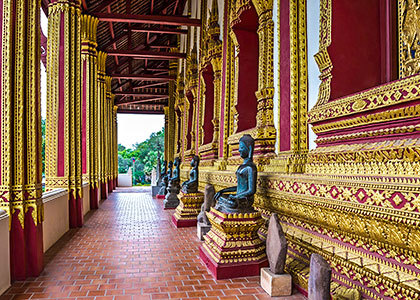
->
xmin=181 ymin=155 xmax=199 ymax=194
xmin=214 ymin=134 xmax=257 ymax=214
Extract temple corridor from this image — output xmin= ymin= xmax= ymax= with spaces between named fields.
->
xmin=0 ymin=188 xmax=305 ymax=300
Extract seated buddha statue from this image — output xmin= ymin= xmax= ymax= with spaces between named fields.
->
xmin=169 ymin=157 xmax=181 ymax=189
xmin=162 ymin=161 xmax=173 ymax=195
xmin=214 ymin=134 xmax=257 ymax=214
xmin=181 ymin=155 xmax=200 ymax=194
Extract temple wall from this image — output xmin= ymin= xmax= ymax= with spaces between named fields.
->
xmin=174 ymin=0 xmax=420 ymax=298
xmin=0 ymin=211 xmax=10 ymax=295
xmin=42 ymin=189 xmax=70 ymax=252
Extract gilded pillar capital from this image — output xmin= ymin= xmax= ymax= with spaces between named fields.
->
xmin=81 ymin=15 xmax=99 ymax=57
xmin=97 ymin=51 xmax=107 ymax=81
xmin=49 ymin=0 xmax=81 ymax=13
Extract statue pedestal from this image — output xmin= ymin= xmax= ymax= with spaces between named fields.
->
xmin=163 ymin=184 xmax=180 ymax=209
xmin=260 ymin=268 xmax=292 ymax=296
xmin=172 ymin=192 xmax=204 ymax=228
xmin=197 ymin=222 xmax=211 ymax=240
xmin=199 ymin=208 xmax=268 ymax=280
xmin=151 ymin=186 xmax=160 ymax=197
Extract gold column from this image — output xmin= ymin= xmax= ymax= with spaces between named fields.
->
xmin=80 ymin=14 xmax=99 ymax=208
xmin=107 ymin=93 xmax=114 ymax=191
xmin=97 ymin=52 xmax=108 ymax=199
xmin=46 ymin=0 xmax=83 ymax=227
xmin=0 ymin=0 xmax=44 ymax=279
xmin=113 ymin=106 xmax=118 ymax=188
xmin=104 ymin=78 xmax=112 ymax=191
xmin=167 ymin=60 xmax=177 ymax=162
xmin=164 ymin=106 xmax=169 ymax=162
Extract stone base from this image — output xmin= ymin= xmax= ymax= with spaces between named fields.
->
xmin=164 ymin=198 xmax=179 ymax=209
xmin=171 ymin=215 xmax=197 ymax=228
xmin=260 ymin=268 xmax=292 ymax=296
xmin=152 ymin=186 xmax=161 ymax=197
xmin=173 ymin=192 xmax=204 ymax=227
xmin=197 ymin=222 xmax=211 ymax=240
xmin=199 ymin=208 xmax=267 ymax=280
xmin=200 ymin=246 xmax=268 ymax=280
xmin=156 ymin=194 xmax=165 ymax=200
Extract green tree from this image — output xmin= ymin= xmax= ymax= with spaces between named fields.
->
xmin=117 ymin=128 xmax=164 ymax=185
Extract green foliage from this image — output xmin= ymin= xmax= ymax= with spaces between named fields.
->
xmin=118 ymin=128 xmax=164 ymax=185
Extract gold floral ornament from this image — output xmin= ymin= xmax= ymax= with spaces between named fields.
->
xmin=400 ymin=0 xmax=420 ymax=78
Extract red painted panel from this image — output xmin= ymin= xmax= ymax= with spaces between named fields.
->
xmin=10 ymin=213 xmax=26 ymax=280
xmin=329 ymin=0 xmax=382 ymax=100
xmin=186 ymin=92 xmax=194 ymax=150
xmin=24 ymin=210 xmax=44 ymax=276
xmin=82 ymin=60 xmax=87 ymax=174
xmin=57 ymin=15 xmax=65 ymax=177
xmin=202 ymin=64 xmax=215 ymax=145
xmin=232 ymin=6 xmax=259 ymax=133
xmin=279 ymin=0 xmax=291 ymax=152
xmin=0 ymin=2 xmax=3 ymax=182
xmin=219 ymin=0 xmax=229 ymax=158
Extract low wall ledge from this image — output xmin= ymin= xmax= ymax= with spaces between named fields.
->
xmin=0 ymin=209 xmax=7 ymax=221
xmin=42 ymin=188 xmax=68 ymax=204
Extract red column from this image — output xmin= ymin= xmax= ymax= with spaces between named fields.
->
xmin=46 ymin=0 xmax=83 ymax=228
xmin=1 ymin=0 xmax=44 ymax=279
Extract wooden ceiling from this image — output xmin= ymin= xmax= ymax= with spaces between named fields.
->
xmin=41 ymin=0 xmax=199 ymax=114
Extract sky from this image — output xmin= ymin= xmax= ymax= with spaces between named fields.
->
xmin=117 ymin=114 xmax=164 ymax=148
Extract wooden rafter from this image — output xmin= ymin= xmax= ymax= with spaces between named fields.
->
xmin=111 ymin=74 xmax=174 ymax=81
xmin=107 ymin=50 xmax=186 ymax=59
xmin=114 ymin=92 xmax=168 ymax=97
xmin=94 ymin=12 xmax=201 ymax=27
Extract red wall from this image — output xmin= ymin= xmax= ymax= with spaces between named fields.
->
xmin=186 ymin=93 xmax=194 ymax=150
xmin=329 ymin=0 xmax=382 ymax=100
xmin=202 ymin=64 xmax=215 ymax=145
xmin=232 ymin=7 xmax=259 ymax=133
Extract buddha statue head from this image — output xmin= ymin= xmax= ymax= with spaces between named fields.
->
xmin=191 ymin=155 xmax=200 ymax=168
xmin=238 ymin=134 xmax=254 ymax=160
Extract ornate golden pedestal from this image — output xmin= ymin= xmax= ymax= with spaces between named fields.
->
xmin=199 ymin=208 xmax=268 ymax=279
xmin=172 ymin=192 xmax=204 ymax=227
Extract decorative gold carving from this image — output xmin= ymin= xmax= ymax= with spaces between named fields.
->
xmin=203 ymin=208 xmax=267 ymax=264
xmin=81 ymin=14 xmax=99 ymax=189
xmin=46 ymin=0 xmax=83 ymax=199
xmin=309 ymin=74 xmax=420 ymax=124
xmin=0 ymin=0 xmax=43 ymax=227
xmin=399 ymin=0 xmax=420 ymax=78
xmin=173 ymin=192 xmax=204 ymax=221
xmin=313 ymin=0 xmax=332 ymax=107
xmin=198 ymin=0 xmax=223 ymax=161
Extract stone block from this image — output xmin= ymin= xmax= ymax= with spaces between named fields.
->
xmin=197 ymin=222 xmax=211 ymax=240
xmin=151 ymin=186 xmax=160 ymax=197
xmin=260 ymin=268 xmax=292 ymax=297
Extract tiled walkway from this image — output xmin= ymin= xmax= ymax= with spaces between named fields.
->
xmin=1 ymin=187 xmax=306 ymax=300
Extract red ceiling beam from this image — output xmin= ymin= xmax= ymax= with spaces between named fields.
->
xmin=111 ymin=74 xmax=175 ymax=81
xmin=132 ymin=82 xmax=169 ymax=89
xmin=114 ymin=92 xmax=168 ymax=97
xmin=117 ymin=109 xmax=164 ymax=115
xmin=125 ymin=27 xmax=188 ymax=35
xmin=92 ymin=0 xmax=119 ymax=12
xmin=107 ymin=50 xmax=186 ymax=60
xmin=116 ymin=96 xmax=168 ymax=105
xmin=94 ymin=12 xmax=201 ymax=27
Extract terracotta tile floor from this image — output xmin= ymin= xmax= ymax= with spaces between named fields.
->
xmin=1 ymin=187 xmax=306 ymax=300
